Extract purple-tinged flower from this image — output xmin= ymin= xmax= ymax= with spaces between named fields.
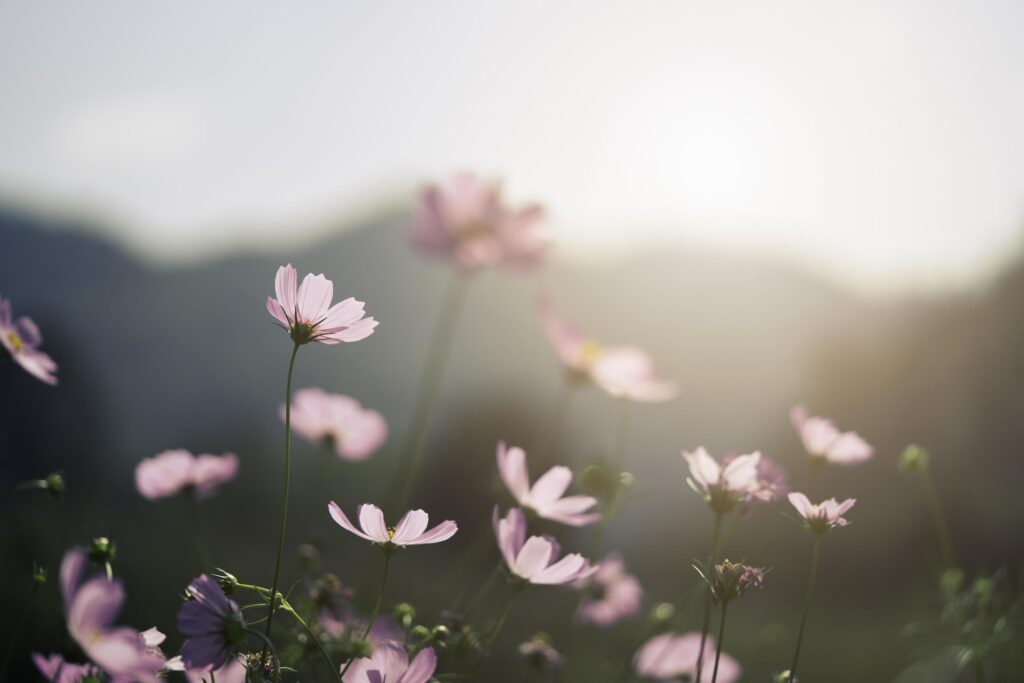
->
xmin=576 ymin=553 xmax=644 ymax=626
xmin=539 ymin=298 xmax=676 ymax=402
xmin=683 ymin=447 xmax=765 ymax=514
xmin=410 ymin=173 xmax=548 ymax=271
xmin=32 ymin=653 xmax=101 ymax=683
xmin=59 ymin=549 xmax=166 ymax=682
xmin=286 ymin=388 xmax=388 ymax=461
xmin=341 ymin=641 xmax=437 ymax=683
xmin=493 ymin=507 xmax=597 ymax=585
xmin=135 ymin=449 xmax=239 ymax=500
xmin=0 ymin=296 xmax=57 ymax=385
xmin=266 ymin=264 xmax=378 ymax=345
xmin=177 ymin=574 xmax=247 ymax=673
xmin=788 ymin=492 xmax=856 ymax=534
xmin=633 ymin=632 xmax=740 ymax=683
xmin=790 ymin=406 xmax=873 ymax=465
xmin=497 ymin=442 xmax=599 ymax=527
xmin=328 ymin=503 xmax=458 ymax=550
xmin=518 ymin=633 xmax=565 ymax=671
xmin=696 ymin=559 xmax=766 ymax=605
xmin=165 ymin=654 xmax=248 ymax=683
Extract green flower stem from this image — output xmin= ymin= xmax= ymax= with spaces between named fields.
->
xmin=339 ymin=553 xmax=392 ymax=679
xmin=485 ymin=586 xmax=522 ymax=651
xmin=711 ymin=600 xmax=729 ymax=683
xmin=394 ymin=271 xmax=470 ymax=509
xmin=919 ymin=467 xmax=955 ymax=569
xmin=463 ymin=561 xmax=502 ymax=619
xmin=261 ymin=341 xmax=300 ymax=668
xmin=788 ymin=534 xmax=823 ymax=683
xmin=694 ymin=512 xmax=724 ymax=683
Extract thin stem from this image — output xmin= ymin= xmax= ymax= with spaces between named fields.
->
xmin=395 ymin=271 xmax=470 ymax=509
xmin=0 ymin=581 xmax=39 ymax=682
xmin=485 ymin=587 xmax=521 ymax=650
xmin=591 ymin=400 xmax=633 ymax=554
xmin=284 ymin=604 xmax=341 ymax=683
xmin=919 ymin=468 xmax=955 ymax=569
xmin=209 ymin=672 xmax=216 ymax=683
xmin=463 ymin=561 xmax=502 ymax=619
xmin=788 ymin=535 xmax=822 ymax=683
xmin=261 ymin=342 xmax=300 ymax=667
xmin=339 ymin=553 xmax=392 ymax=678
xmin=974 ymin=657 xmax=986 ymax=683
xmin=694 ymin=513 xmax=724 ymax=683
xmin=711 ymin=600 xmax=729 ymax=683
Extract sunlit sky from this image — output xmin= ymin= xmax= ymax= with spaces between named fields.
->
xmin=1 ymin=1 xmax=1022 ymax=293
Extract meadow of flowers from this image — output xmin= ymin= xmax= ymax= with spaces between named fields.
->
xmin=2 ymin=174 xmax=1021 ymax=683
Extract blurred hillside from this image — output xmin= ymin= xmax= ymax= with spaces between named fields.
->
xmin=1 ymin=204 xmax=1022 ymax=682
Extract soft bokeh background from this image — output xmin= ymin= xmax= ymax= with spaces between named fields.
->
xmin=2 ymin=2 xmax=1023 ymax=682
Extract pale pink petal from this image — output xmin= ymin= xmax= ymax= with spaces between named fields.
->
xmin=60 ymin=549 xmax=88 ymax=613
xmin=532 ymin=554 xmax=589 ymax=585
xmin=296 ymin=273 xmax=334 ymax=324
xmin=274 ymin=265 xmax=297 ymax=318
xmin=833 ymin=497 xmax=857 ymax=517
xmin=405 ymin=520 xmax=458 ymax=545
xmin=828 ymin=432 xmax=874 ymax=463
xmin=496 ymin=442 xmax=531 ymax=502
xmin=321 ymin=317 xmax=378 ymax=343
xmin=787 ymin=492 xmax=815 ymax=519
xmin=543 ymin=496 xmax=600 ymax=527
xmin=683 ymin=447 xmax=720 ymax=488
xmin=68 ymin=577 xmax=124 ymax=637
xmin=398 ymin=647 xmax=437 ymax=683
xmin=529 ymin=466 xmax=573 ymax=506
xmin=514 ymin=536 xmax=556 ymax=579
xmin=328 ymin=502 xmax=376 ymax=542
xmin=390 ymin=510 xmax=429 ymax=544
xmin=266 ymin=296 xmax=290 ymax=327
xmin=357 ymin=504 xmax=391 ymax=543
xmin=318 ymin=298 xmax=366 ymax=331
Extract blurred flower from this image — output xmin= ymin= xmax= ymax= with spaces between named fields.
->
xmin=341 ymin=641 xmax=437 ymax=683
xmin=722 ymin=452 xmax=787 ymax=504
xmin=539 ymin=298 xmax=677 ymax=402
xmin=328 ymin=502 xmax=458 ymax=550
xmin=266 ymin=264 xmax=378 ymax=345
xmin=59 ymin=548 xmax=166 ymax=681
xmin=576 ymin=553 xmax=644 ymax=626
xmin=493 ymin=507 xmax=597 ymax=585
xmin=898 ymin=443 xmax=931 ymax=473
xmin=410 ymin=173 xmax=547 ymax=270
xmin=135 ymin=449 xmax=239 ymax=500
xmin=285 ymin=388 xmax=388 ymax=460
xmin=496 ymin=442 xmax=599 ymax=527
xmin=788 ymin=492 xmax=856 ymax=534
xmin=683 ymin=447 xmax=765 ymax=515
xmin=790 ymin=406 xmax=873 ymax=465
xmin=184 ymin=659 xmax=247 ymax=683
xmin=32 ymin=653 xmax=100 ymax=683
xmin=633 ymin=632 xmax=740 ymax=683
xmin=0 ymin=296 xmax=57 ymax=385
xmin=518 ymin=633 xmax=565 ymax=671
xmin=177 ymin=574 xmax=247 ymax=673
xmin=695 ymin=559 xmax=766 ymax=605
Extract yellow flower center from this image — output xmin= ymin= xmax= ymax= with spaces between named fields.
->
xmin=6 ymin=331 xmax=23 ymax=353
xmin=578 ymin=340 xmax=603 ymax=367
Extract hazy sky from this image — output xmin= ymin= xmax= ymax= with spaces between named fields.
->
xmin=1 ymin=1 xmax=1022 ymax=293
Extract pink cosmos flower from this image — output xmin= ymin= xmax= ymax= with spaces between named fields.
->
xmin=328 ymin=503 xmax=458 ymax=548
xmin=633 ymin=632 xmax=740 ymax=683
xmin=59 ymin=549 xmax=166 ymax=682
xmin=493 ymin=507 xmax=597 ymax=585
xmin=539 ymin=298 xmax=676 ymax=402
xmin=285 ymin=388 xmax=388 ymax=460
xmin=0 ymin=296 xmax=57 ymax=385
xmin=177 ymin=574 xmax=246 ymax=673
xmin=32 ymin=653 xmax=100 ymax=683
xmin=790 ymin=406 xmax=873 ymax=465
xmin=135 ymin=449 xmax=239 ymax=500
xmin=788 ymin=492 xmax=856 ymax=534
xmin=341 ymin=641 xmax=437 ymax=683
xmin=410 ymin=173 xmax=548 ymax=270
xmin=266 ymin=264 xmax=378 ymax=345
xmin=576 ymin=553 xmax=644 ymax=626
xmin=683 ymin=447 xmax=766 ymax=514
xmin=185 ymin=659 xmax=247 ymax=683
xmin=496 ymin=442 xmax=599 ymax=527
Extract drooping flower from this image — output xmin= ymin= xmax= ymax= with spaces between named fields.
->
xmin=0 ymin=296 xmax=57 ymax=385
xmin=539 ymin=298 xmax=676 ymax=402
xmin=576 ymin=553 xmax=644 ymax=626
xmin=285 ymin=388 xmax=388 ymax=461
xmin=695 ymin=559 xmax=766 ymax=605
xmin=177 ymin=574 xmax=247 ymax=673
xmin=59 ymin=549 xmax=166 ymax=682
xmin=266 ymin=264 xmax=378 ymax=345
xmin=518 ymin=633 xmax=565 ymax=671
xmin=790 ymin=406 xmax=873 ymax=465
xmin=328 ymin=503 xmax=458 ymax=550
xmin=788 ymin=492 xmax=856 ymax=534
xmin=410 ymin=173 xmax=548 ymax=270
xmin=32 ymin=653 xmax=101 ymax=683
xmin=341 ymin=641 xmax=436 ymax=683
xmin=683 ymin=447 xmax=765 ymax=514
xmin=633 ymin=632 xmax=740 ymax=683
xmin=493 ymin=507 xmax=597 ymax=585
xmin=496 ymin=442 xmax=599 ymax=527
xmin=135 ymin=449 xmax=239 ymax=500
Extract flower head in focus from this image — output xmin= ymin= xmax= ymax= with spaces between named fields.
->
xmin=694 ymin=559 xmax=766 ymax=605
xmin=788 ymin=492 xmax=856 ymax=534
xmin=0 ymin=296 xmax=58 ymax=385
xmin=177 ymin=574 xmax=247 ymax=673
xmin=135 ymin=449 xmax=239 ymax=500
xmin=410 ymin=173 xmax=548 ymax=270
xmin=285 ymin=388 xmax=388 ymax=461
xmin=493 ymin=507 xmax=597 ymax=586
xmin=341 ymin=641 xmax=437 ymax=683
xmin=266 ymin=264 xmax=378 ymax=345
xmin=576 ymin=553 xmax=644 ymax=626
xmin=328 ymin=502 xmax=457 ymax=553
xmin=683 ymin=447 xmax=765 ymax=515
xmin=496 ymin=442 xmax=599 ymax=527
xmin=790 ymin=406 xmax=873 ymax=465
xmin=633 ymin=632 xmax=740 ymax=683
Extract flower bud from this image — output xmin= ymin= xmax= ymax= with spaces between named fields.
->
xmin=579 ymin=464 xmax=615 ymax=498
xmin=44 ymin=473 xmax=65 ymax=498
xmin=212 ymin=568 xmax=240 ymax=595
xmin=649 ymin=602 xmax=676 ymax=627
xmin=898 ymin=444 xmax=930 ymax=473
xmin=33 ymin=563 xmax=47 ymax=586
xmin=431 ymin=625 xmax=450 ymax=642
xmin=394 ymin=602 xmax=416 ymax=628
xmin=411 ymin=625 xmax=431 ymax=641
xmin=88 ymin=537 xmax=117 ymax=566
xmin=773 ymin=670 xmax=796 ymax=683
